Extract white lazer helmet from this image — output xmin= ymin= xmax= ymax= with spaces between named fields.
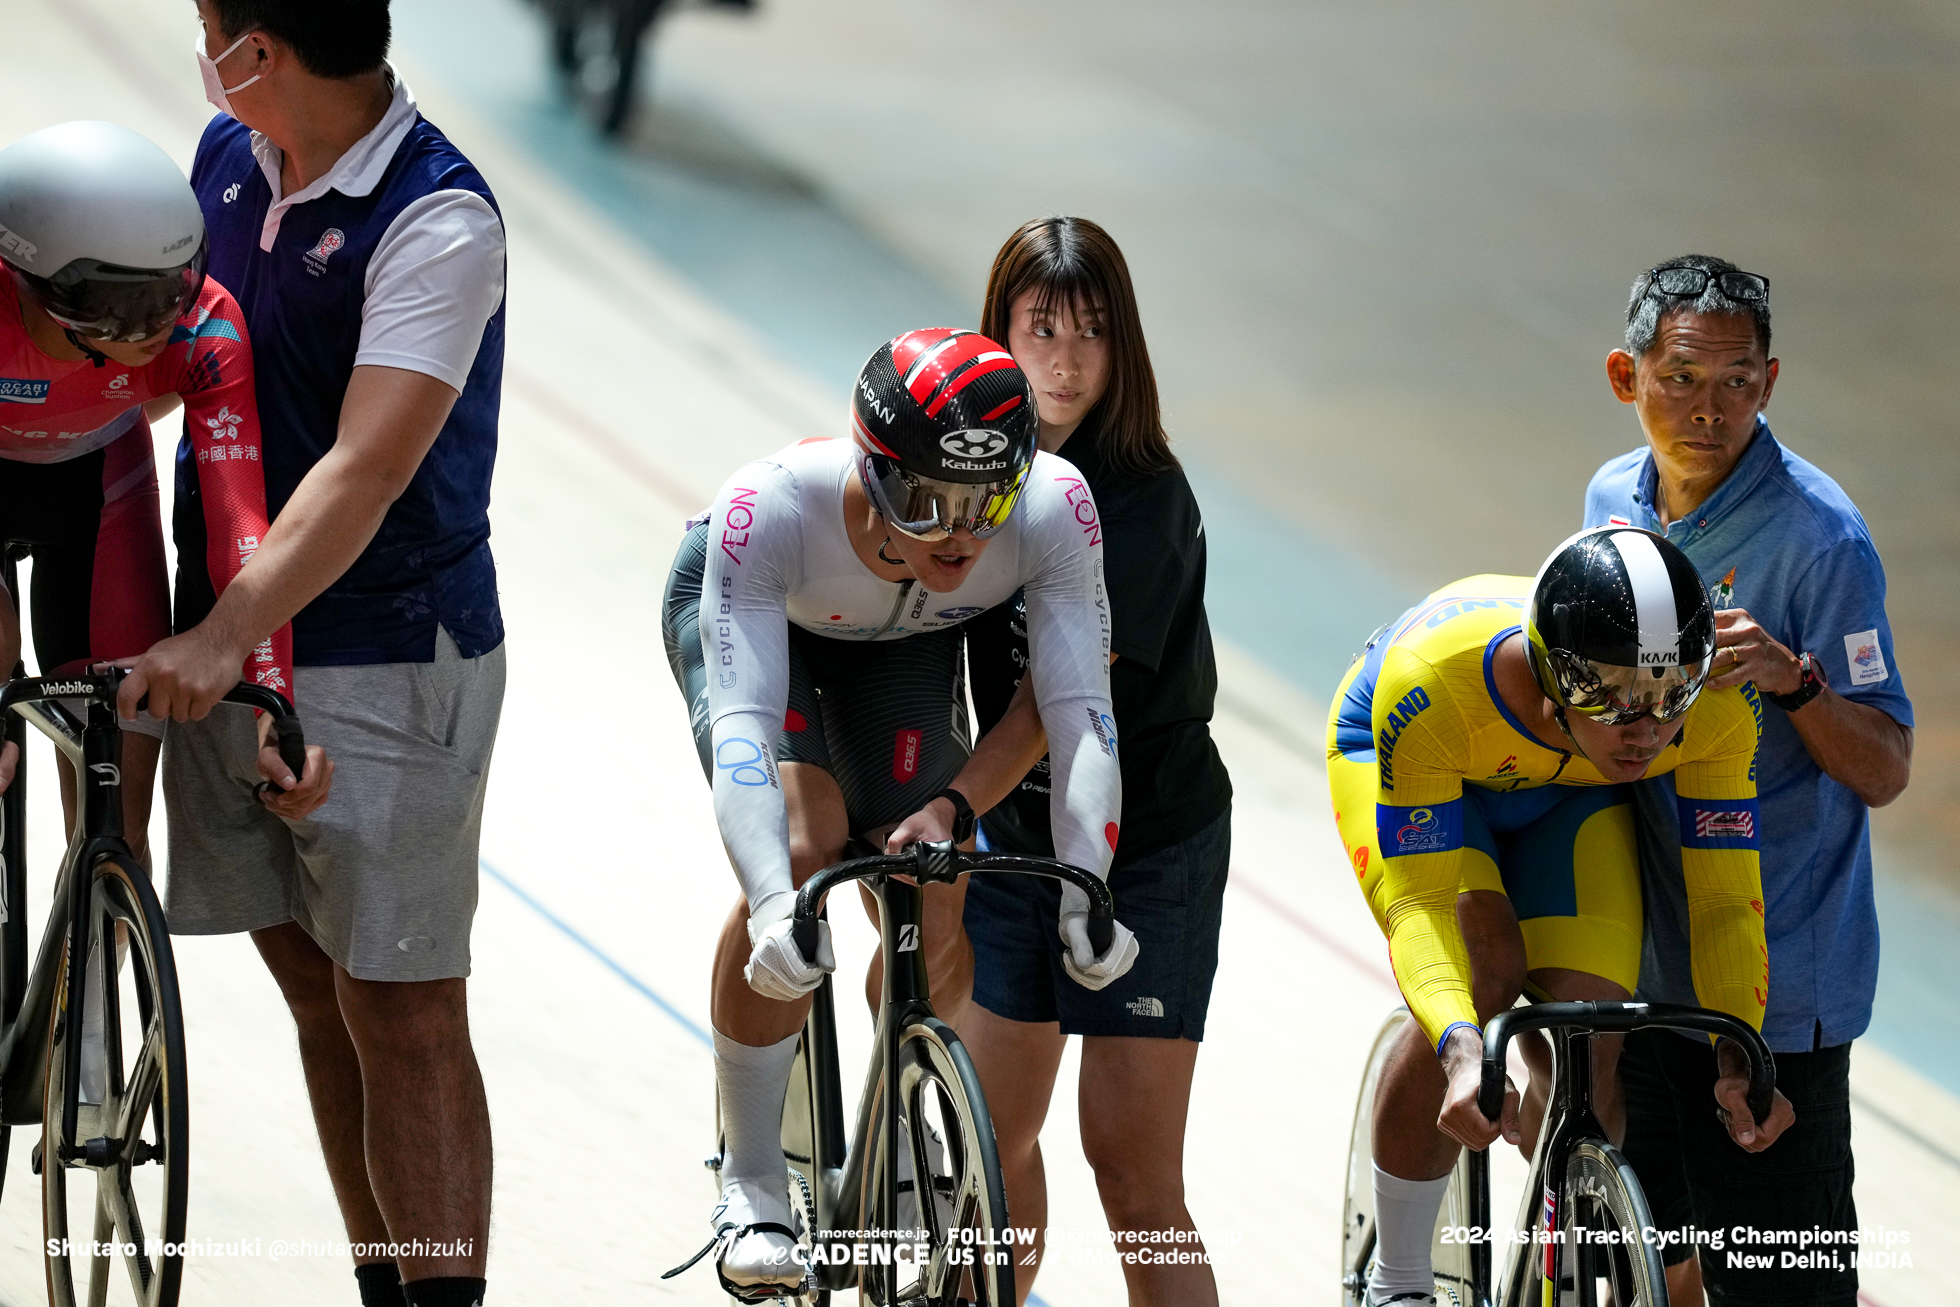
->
xmin=0 ymin=121 xmax=207 ymax=343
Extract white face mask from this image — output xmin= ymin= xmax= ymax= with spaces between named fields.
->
xmin=195 ymin=29 xmax=263 ymax=119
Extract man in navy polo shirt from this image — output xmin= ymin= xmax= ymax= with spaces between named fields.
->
xmin=121 ymin=4 xmax=506 ymax=1305
xmin=1584 ymin=255 xmax=1914 ymax=1307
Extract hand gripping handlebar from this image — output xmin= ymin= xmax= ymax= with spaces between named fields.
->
xmin=1478 ymin=1000 xmax=1776 ymax=1129
xmin=0 ymin=671 xmax=307 ymax=778
xmin=791 ymin=841 xmax=1116 ymax=963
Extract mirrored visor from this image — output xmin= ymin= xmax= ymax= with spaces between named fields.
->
xmin=1544 ymin=648 xmax=1712 ymax=724
xmin=864 ymin=457 xmax=1028 ymax=542
xmin=23 ymin=244 xmax=208 ymax=343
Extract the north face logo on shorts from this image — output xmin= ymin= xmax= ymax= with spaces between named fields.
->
xmin=1125 ymin=997 xmax=1165 ymax=1018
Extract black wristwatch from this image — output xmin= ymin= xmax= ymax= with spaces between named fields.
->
xmin=1764 ymin=651 xmax=1826 ymax=713
xmin=930 ymin=787 xmax=976 ymax=843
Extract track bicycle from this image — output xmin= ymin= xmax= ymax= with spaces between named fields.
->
xmin=0 ymin=665 xmax=304 ymax=1307
xmin=1341 ymin=1000 xmax=1775 ymax=1307
xmin=669 ymin=837 xmax=1117 ymax=1305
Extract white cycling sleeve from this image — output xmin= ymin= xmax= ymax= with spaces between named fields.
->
xmin=1020 ymin=459 xmax=1121 ymax=883
xmin=698 ymin=462 xmax=804 ymax=913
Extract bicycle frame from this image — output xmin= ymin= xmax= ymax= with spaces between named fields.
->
xmin=789 ymin=840 xmax=1117 ymax=1297
xmin=1479 ymin=1001 xmax=1776 ymax=1307
xmin=0 ymin=670 xmax=304 ymax=1146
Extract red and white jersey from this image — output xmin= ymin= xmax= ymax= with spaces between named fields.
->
xmin=0 ymin=279 xmax=293 ymax=695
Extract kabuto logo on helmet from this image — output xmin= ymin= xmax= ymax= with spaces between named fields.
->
xmin=940 ymin=430 xmax=1009 ymax=460
xmin=851 ymin=328 xmax=1038 ymax=541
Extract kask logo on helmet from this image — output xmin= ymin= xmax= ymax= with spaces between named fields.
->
xmin=939 ymin=430 xmax=1008 ymax=460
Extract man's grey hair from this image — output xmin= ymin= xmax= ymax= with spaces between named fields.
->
xmin=1624 ymin=254 xmax=1771 ymax=360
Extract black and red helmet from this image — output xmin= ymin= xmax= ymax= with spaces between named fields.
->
xmin=851 ymin=328 xmax=1038 ymax=541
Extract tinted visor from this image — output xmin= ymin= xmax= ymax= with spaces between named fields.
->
xmin=1544 ymin=648 xmax=1712 ymax=725
xmin=15 ymin=241 xmax=207 ymax=343
xmin=863 ymin=454 xmax=1028 ymax=542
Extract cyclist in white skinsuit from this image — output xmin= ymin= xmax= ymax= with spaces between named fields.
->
xmin=662 ymin=329 xmax=1137 ymax=1297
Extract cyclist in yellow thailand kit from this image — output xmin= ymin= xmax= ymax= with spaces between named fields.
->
xmin=1328 ymin=579 xmax=1766 ymax=1050
xmin=1326 ymin=528 xmax=1791 ymax=1307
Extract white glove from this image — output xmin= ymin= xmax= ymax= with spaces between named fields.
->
xmin=1058 ymin=882 xmax=1140 ymax=991
xmin=744 ymin=892 xmax=834 ymax=1002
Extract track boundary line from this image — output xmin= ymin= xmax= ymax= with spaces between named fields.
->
xmin=481 ymin=858 xmax=712 ymax=1049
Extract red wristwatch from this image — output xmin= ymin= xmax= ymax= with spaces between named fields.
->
xmin=1765 ymin=651 xmax=1826 ymax=712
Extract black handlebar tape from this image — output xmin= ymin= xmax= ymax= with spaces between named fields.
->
xmin=1744 ymin=1067 xmax=1775 ymax=1129
xmin=1477 ymin=1045 xmax=1506 ymax=1125
xmin=792 ymin=913 xmax=820 ymax=966
xmin=274 ymin=719 xmax=307 ymax=779
xmin=1087 ymin=914 xmax=1114 ymax=957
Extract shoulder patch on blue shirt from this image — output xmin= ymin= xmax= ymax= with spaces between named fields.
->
xmin=1378 ymin=799 xmax=1464 ymax=858
xmin=1843 ymin=630 xmax=1888 ymax=686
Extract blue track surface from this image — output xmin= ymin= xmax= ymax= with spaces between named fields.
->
xmin=397 ymin=0 xmax=1951 ymax=1092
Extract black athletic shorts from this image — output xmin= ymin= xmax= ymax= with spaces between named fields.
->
xmin=1620 ymin=1029 xmax=1857 ymax=1306
xmin=662 ymin=522 xmax=970 ymax=832
xmin=0 ymin=427 xmax=170 ymax=675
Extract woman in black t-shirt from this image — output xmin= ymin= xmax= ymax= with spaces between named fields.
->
xmin=959 ymin=216 xmax=1232 ymax=1305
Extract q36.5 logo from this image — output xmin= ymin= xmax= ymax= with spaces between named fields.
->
xmin=939 ymin=429 xmax=1008 ymax=459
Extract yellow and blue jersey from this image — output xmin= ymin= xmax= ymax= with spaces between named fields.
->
xmin=1325 ymin=576 xmax=1767 ymax=1052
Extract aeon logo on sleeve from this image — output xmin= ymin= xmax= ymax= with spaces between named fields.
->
xmin=1057 ymin=477 xmax=1101 ymax=545
xmin=302 ymin=228 xmax=345 ymax=277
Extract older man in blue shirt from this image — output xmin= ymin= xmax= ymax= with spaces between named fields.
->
xmin=1584 ymin=255 xmax=1914 ymax=1307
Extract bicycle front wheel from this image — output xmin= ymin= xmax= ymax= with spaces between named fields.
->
xmin=1341 ymin=1007 xmax=1486 ymax=1307
xmin=42 ymin=852 xmax=188 ymax=1307
xmin=862 ymin=1017 xmax=1014 ymax=1307
xmin=1553 ymin=1140 xmax=1664 ymax=1307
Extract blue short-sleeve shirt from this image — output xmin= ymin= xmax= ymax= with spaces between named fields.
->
xmin=1584 ymin=421 xmax=1913 ymax=1051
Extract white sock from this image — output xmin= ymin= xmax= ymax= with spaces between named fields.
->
xmin=1367 ymin=1162 xmax=1449 ymax=1301
xmin=712 ymin=1029 xmax=801 ymax=1227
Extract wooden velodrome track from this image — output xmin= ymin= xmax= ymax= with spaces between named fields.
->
xmin=0 ymin=2 xmax=1955 ymax=1302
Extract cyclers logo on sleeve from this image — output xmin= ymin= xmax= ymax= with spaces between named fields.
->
xmin=715 ymin=737 xmax=778 ymax=789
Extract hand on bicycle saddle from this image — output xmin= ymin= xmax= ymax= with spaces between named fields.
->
xmin=745 ymin=892 xmax=836 ymax=1001
xmin=1713 ymin=1037 xmax=1796 ymax=1151
xmin=1059 ymin=881 xmax=1139 ymax=990
xmin=1439 ymin=1026 xmax=1522 ymax=1151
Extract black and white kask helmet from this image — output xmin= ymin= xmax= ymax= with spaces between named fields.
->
xmin=1527 ymin=527 xmax=1715 ymax=725
xmin=0 ymin=121 xmax=207 ymax=342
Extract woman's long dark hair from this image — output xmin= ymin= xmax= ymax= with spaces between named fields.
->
xmin=981 ymin=216 xmax=1176 ymax=476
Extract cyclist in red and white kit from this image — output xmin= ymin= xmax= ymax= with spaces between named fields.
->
xmin=663 ymin=329 xmax=1136 ymax=1297
xmin=0 ymin=121 xmax=318 ymax=848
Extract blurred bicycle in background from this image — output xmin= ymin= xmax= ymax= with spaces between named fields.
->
xmin=532 ymin=0 xmax=758 ymax=135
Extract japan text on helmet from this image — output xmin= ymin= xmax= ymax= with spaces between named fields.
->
xmin=1527 ymin=527 xmax=1716 ymax=725
xmin=0 ymin=122 xmax=208 ymax=343
xmin=851 ymin=328 xmax=1038 ymax=541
